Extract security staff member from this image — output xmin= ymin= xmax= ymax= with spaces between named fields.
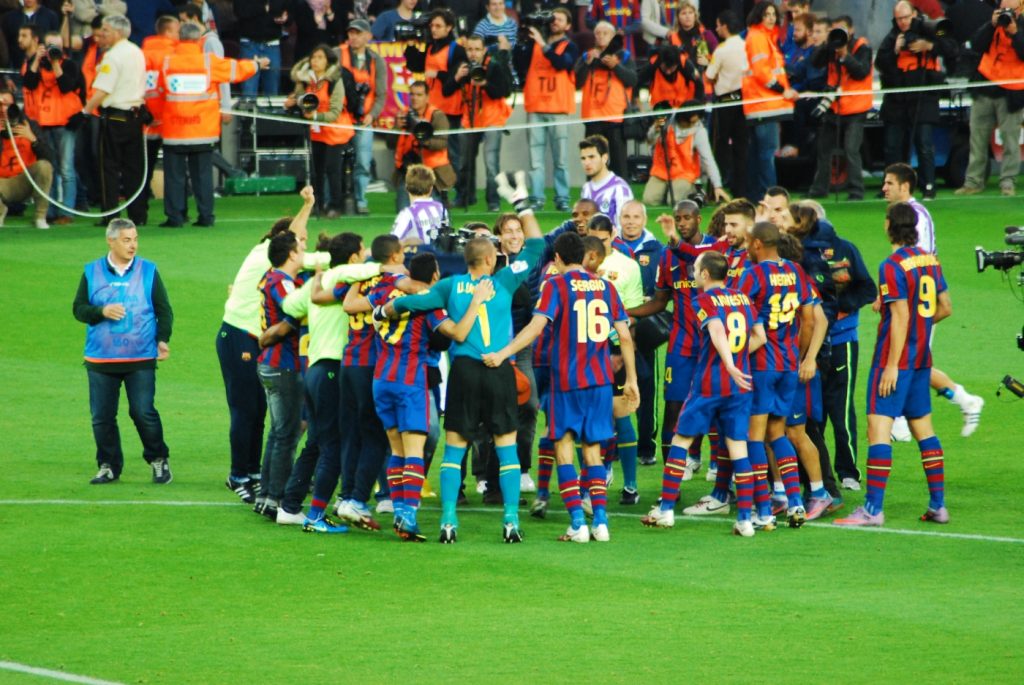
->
xmin=82 ymin=14 xmax=149 ymax=227
xmin=956 ymin=0 xmax=1024 ymax=197
xmin=73 ymin=218 xmax=174 ymax=486
xmin=808 ymin=15 xmax=873 ymax=201
xmin=142 ymin=15 xmax=179 ymax=215
xmin=394 ymin=79 xmax=454 ymax=207
xmin=576 ymin=21 xmax=637 ymax=180
xmin=875 ymin=2 xmax=958 ymax=201
xmin=340 ymin=19 xmax=388 ymax=215
xmin=157 ymin=21 xmax=263 ymax=227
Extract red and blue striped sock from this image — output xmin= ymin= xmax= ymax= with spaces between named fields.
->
xmin=659 ymin=444 xmax=688 ymax=511
xmin=771 ymin=437 xmax=804 ymax=508
xmin=748 ymin=440 xmax=772 ymax=517
xmin=585 ymin=464 xmax=608 ymax=525
xmin=709 ymin=428 xmax=724 ymax=463
xmin=864 ymin=443 xmax=892 ymax=515
xmin=732 ymin=457 xmax=754 ymax=521
xmin=536 ymin=452 xmax=554 ymax=499
xmin=403 ymin=456 xmax=425 ymax=510
xmin=918 ymin=436 xmax=945 ymax=510
xmin=712 ymin=452 xmax=733 ymax=502
xmin=556 ymin=463 xmax=585 ymax=528
xmin=386 ymin=455 xmax=405 ymax=513
xmin=308 ymin=498 xmax=327 ymax=521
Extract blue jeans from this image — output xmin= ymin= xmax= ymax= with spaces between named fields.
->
xmin=42 ymin=126 xmax=77 ymax=219
xmin=338 ymin=365 xmax=389 ymax=504
xmin=239 ymin=40 xmax=281 ymax=98
xmin=258 ymin=364 xmax=304 ymax=501
xmin=352 ymin=128 xmax=373 ymax=209
xmin=216 ymin=322 xmax=266 ymax=479
xmin=283 ymin=359 xmax=338 ymax=513
xmin=747 ymin=121 xmax=779 ymax=202
xmin=87 ymin=367 xmax=168 ymax=476
xmin=527 ymin=112 xmax=570 ymax=205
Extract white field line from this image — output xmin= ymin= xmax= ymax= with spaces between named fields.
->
xmin=0 ymin=661 xmax=127 ymax=685
xmin=1 ymin=499 xmax=1021 ymax=545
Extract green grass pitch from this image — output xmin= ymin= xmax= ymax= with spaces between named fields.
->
xmin=1 ymin=188 xmax=1023 ymax=683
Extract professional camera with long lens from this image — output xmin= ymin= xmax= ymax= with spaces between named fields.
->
xmin=468 ymin=61 xmax=487 ymax=82
xmin=996 ymin=8 xmax=1015 ymax=29
xmin=599 ymin=33 xmax=624 ymax=59
xmin=405 ymin=110 xmax=434 ymax=141
xmin=976 ymin=226 xmax=1024 ymax=272
xmin=46 ymin=45 xmax=63 ymax=62
xmin=350 ymin=82 xmax=370 ymax=119
xmin=688 ymin=181 xmax=707 ymax=209
xmin=827 ymin=26 xmax=849 ymax=51
xmin=901 ymin=15 xmax=951 ymax=46
xmin=395 ymin=14 xmax=430 ymax=42
xmin=519 ymin=10 xmax=554 ymax=41
xmin=811 ymin=86 xmax=838 ymax=119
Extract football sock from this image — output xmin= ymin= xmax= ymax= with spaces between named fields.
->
xmin=585 ymin=464 xmax=608 ymax=525
xmin=536 ymin=452 xmax=554 ymax=499
xmin=748 ymin=441 xmax=772 ymax=518
xmin=386 ymin=455 xmax=405 ymax=517
xmin=660 ymin=444 xmax=688 ymax=511
xmin=496 ymin=444 xmax=521 ymax=525
xmin=771 ymin=437 xmax=804 ymax=508
xmin=556 ymin=463 xmax=585 ymax=528
xmin=403 ymin=456 xmax=425 ymax=510
xmin=732 ymin=457 xmax=754 ymax=521
xmin=687 ymin=434 xmax=703 ymax=461
xmin=439 ymin=443 xmax=466 ymax=527
xmin=809 ymin=480 xmax=827 ymax=499
xmin=712 ymin=453 xmax=734 ymax=502
xmin=662 ymin=401 xmax=683 ymax=461
xmin=864 ymin=443 xmax=892 ymax=515
xmin=615 ymin=416 xmax=638 ymax=490
xmin=709 ymin=428 xmax=724 ymax=465
xmin=308 ymin=498 xmax=327 ymax=521
xmin=918 ymin=435 xmax=945 ymax=510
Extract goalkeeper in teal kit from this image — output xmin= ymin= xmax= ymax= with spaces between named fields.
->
xmin=377 ymin=172 xmax=545 ymax=544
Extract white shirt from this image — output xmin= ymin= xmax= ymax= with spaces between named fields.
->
xmin=706 ymin=34 xmax=747 ymax=96
xmin=909 ymin=197 xmax=936 ymax=254
xmin=93 ymin=37 xmax=146 ymax=109
xmin=581 ymin=172 xmax=634 ymax=227
xmin=391 ymin=198 xmax=447 ymax=244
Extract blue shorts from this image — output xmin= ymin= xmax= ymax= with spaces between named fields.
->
xmin=663 ymin=353 xmax=698 ymax=402
xmin=373 ymin=378 xmax=430 ymax=433
xmin=787 ymin=372 xmax=824 ymax=426
xmin=548 ymin=385 xmax=614 ymax=445
xmin=752 ymin=369 xmax=799 ymax=417
xmin=675 ymin=392 xmax=752 ymax=442
xmin=866 ymin=367 xmax=932 ymax=419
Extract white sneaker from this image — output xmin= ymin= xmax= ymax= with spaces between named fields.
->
xmin=841 ymin=477 xmax=862 ymax=491
xmin=681 ymin=457 xmax=701 ymax=481
xmin=580 ymin=492 xmax=593 ymax=516
xmin=35 ymin=218 xmax=49 ymax=230
xmin=276 ymin=508 xmax=306 ymax=525
xmin=891 ymin=416 xmax=912 ymax=442
xmin=960 ymin=394 xmax=984 ymax=437
xmin=592 ymin=523 xmax=610 ymax=542
xmin=334 ymin=499 xmax=354 ymax=521
xmin=375 ymin=499 xmax=394 ymax=514
xmin=706 ymin=464 xmax=718 ymax=482
xmin=475 ymin=479 xmax=488 ymax=495
xmin=558 ymin=524 xmax=590 ymax=543
xmin=682 ymin=494 xmax=730 ymax=516
xmin=752 ymin=514 xmax=777 ymax=531
xmin=520 ymin=473 xmax=537 ymax=493
xmin=640 ymin=506 xmax=675 ymax=528
xmin=732 ymin=520 xmax=755 ymax=538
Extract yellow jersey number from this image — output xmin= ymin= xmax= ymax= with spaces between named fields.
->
xmin=767 ymin=292 xmax=800 ymax=330
xmin=917 ymin=275 xmax=936 ymax=318
xmin=726 ymin=312 xmax=748 ymax=354
xmin=573 ymin=298 xmax=611 ymax=343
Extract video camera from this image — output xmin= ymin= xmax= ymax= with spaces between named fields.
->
xmin=520 ymin=10 xmax=555 ymax=41
xmin=395 ymin=14 xmax=430 ymax=42
xmin=405 ymin=110 xmax=434 ymax=141
xmin=975 ymin=226 xmax=1024 ymax=272
xmin=433 ymin=222 xmax=500 ymax=255
xmin=901 ymin=15 xmax=951 ymax=46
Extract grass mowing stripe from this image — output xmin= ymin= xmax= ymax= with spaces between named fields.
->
xmin=4 ymin=499 xmax=1021 ymax=544
xmin=0 ymin=661 xmax=127 ymax=685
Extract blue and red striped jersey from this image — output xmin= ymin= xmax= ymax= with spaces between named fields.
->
xmin=872 ymin=246 xmax=947 ymax=370
xmin=740 ymin=259 xmax=816 ymax=372
xmin=725 ymin=246 xmax=752 ymax=290
xmin=335 ymin=275 xmax=383 ymax=367
xmin=590 ymin=0 xmax=642 ymax=55
xmin=532 ymin=261 xmax=562 ymax=368
xmin=656 ymin=234 xmax=716 ymax=357
xmin=258 ymin=269 xmax=301 ymax=370
xmin=367 ymin=276 xmax=448 ymax=385
xmin=536 ymin=267 xmax=628 ymax=392
xmin=693 ymin=286 xmax=756 ymax=396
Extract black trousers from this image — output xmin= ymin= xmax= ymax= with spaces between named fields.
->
xmin=821 ymin=340 xmax=861 ymax=482
xmin=215 ymin=322 xmax=266 ymax=479
xmin=584 ymin=121 xmax=627 ymax=180
xmin=311 ymin=140 xmax=344 ymax=212
xmin=712 ymin=100 xmax=748 ymax=199
xmin=636 ymin=347 xmax=657 ymax=460
xmin=809 ymin=112 xmax=866 ymax=196
xmin=99 ymin=111 xmax=147 ymax=224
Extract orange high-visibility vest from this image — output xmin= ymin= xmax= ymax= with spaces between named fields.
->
xmin=978 ymin=25 xmax=1024 ymax=90
xmin=650 ymin=127 xmax=700 ymax=182
xmin=896 ymin=49 xmax=939 ymax=73
xmin=339 ymin=44 xmax=376 ymax=118
xmin=581 ymin=64 xmax=628 ymax=122
xmin=82 ymin=42 xmax=102 ymax=101
xmin=0 ymin=134 xmax=37 ymax=178
xmin=426 ymin=41 xmax=464 ymax=116
xmin=828 ymin=36 xmax=873 ymax=115
xmin=159 ymin=42 xmax=258 ymax=145
xmin=523 ymin=40 xmax=576 ymax=114
xmin=306 ymin=77 xmax=355 ymax=146
xmin=648 ymin=55 xmax=696 ymax=107
xmin=142 ymin=34 xmax=177 ymax=137
xmin=460 ymin=56 xmax=512 ymax=128
xmin=741 ymin=23 xmax=793 ymax=120
xmin=394 ymin=104 xmax=450 ymax=169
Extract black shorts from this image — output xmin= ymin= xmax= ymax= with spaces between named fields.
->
xmin=445 ymin=356 xmax=518 ymax=441
xmin=611 ymin=347 xmax=625 ymax=397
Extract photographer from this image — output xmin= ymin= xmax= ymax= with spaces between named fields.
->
xmin=394 ymin=80 xmax=455 ymax=208
xmin=403 ymin=9 xmax=467 ymax=204
xmin=955 ymin=0 xmax=1024 ymax=197
xmin=340 ymin=19 xmax=387 ymax=216
xmin=513 ymin=5 xmax=579 ymax=211
xmin=807 ymin=15 xmax=873 ymax=201
xmin=876 ymin=2 xmax=958 ymax=201
xmin=0 ymin=85 xmax=55 ymax=229
xmin=285 ymin=44 xmax=355 ymax=219
xmin=576 ymin=21 xmax=637 ymax=180
xmin=643 ymin=99 xmax=728 ymax=206
xmin=447 ymin=34 xmax=513 ymax=212
xmin=639 ymin=43 xmax=702 ymax=108
xmin=22 ymin=28 xmax=83 ymax=226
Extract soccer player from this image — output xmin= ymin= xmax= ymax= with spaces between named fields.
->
xmin=836 ymin=202 xmax=952 ymax=526
xmin=739 ymin=221 xmax=827 ymax=529
xmin=391 ymin=164 xmax=448 ymax=246
xmin=362 ymin=251 xmax=492 ymax=541
xmin=882 ymin=163 xmax=984 ymax=438
xmin=377 ymin=171 xmax=545 ymax=544
xmin=641 ymin=250 xmax=765 ymax=537
xmin=484 ymin=232 xmax=639 ymax=542
xmin=579 ymin=135 xmax=633 ymax=229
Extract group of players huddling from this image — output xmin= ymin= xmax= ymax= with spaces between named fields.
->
xmin=237 ymin=141 xmax=978 ymax=544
